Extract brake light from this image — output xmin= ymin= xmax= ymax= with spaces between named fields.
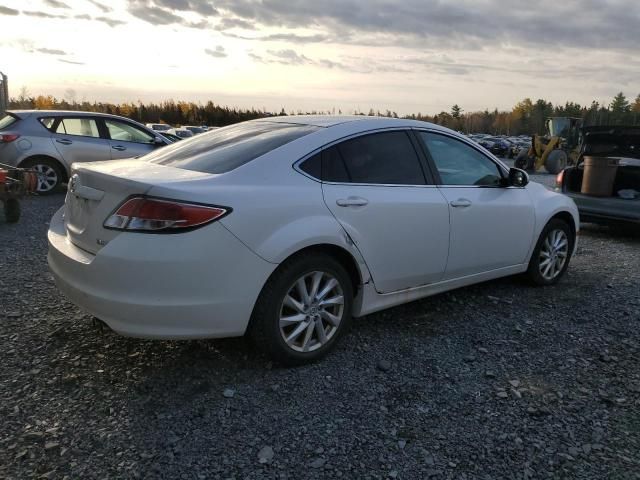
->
xmin=0 ymin=134 xmax=20 ymax=143
xmin=555 ymin=170 xmax=564 ymax=188
xmin=104 ymin=197 xmax=229 ymax=232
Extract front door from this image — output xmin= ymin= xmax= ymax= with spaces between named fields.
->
xmin=321 ymin=130 xmax=450 ymax=293
xmin=416 ymin=130 xmax=535 ymax=280
xmin=102 ymin=119 xmax=160 ymax=159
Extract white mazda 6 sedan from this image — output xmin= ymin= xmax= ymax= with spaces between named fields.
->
xmin=48 ymin=116 xmax=579 ymax=364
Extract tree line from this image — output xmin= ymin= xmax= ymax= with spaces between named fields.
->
xmin=8 ymin=90 xmax=640 ymax=136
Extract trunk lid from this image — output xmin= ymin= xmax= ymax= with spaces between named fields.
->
xmin=65 ymin=159 xmax=213 ymax=254
xmin=581 ymin=126 xmax=640 ymax=160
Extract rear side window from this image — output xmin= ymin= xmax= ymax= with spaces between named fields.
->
xmin=55 ymin=118 xmax=100 ymax=138
xmin=299 ymin=153 xmax=321 ymax=179
xmin=147 ymin=122 xmax=321 ymax=174
xmin=326 ymin=131 xmax=426 ymax=185
xmin=40 ymin=117 xmax=55 ymax=130
xmin=0 ymin=114 xmax=18 ymax=130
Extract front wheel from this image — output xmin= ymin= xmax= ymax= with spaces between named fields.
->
xmin=248 ymin=253 xmax=353 ymax=365
xmin=526 ymin=219 xmax=574 ymax=286
xmin=515 ymin=150 xmax=534 ymax=171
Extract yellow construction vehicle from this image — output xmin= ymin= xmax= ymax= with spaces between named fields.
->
xmin=515 ymin=117 xmax=583 ymax=174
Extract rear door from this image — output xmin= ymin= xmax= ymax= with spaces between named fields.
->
xmin=321 ymin=130 xmax=450 ymax=293
xmin=416 ymin=130 xmax=535 ymax=280
xmin=49 ymin=116 xmax=111 ymax=165
xmin=102 ymin=118 xmax=161 ymax=159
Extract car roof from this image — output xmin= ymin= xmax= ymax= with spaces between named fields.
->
xmin=251 ymin=115 xmax=449 ymax=131
xmin=8 ymin=110 xmax=136 ymax=120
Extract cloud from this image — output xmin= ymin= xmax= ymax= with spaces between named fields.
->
xmin=127 ymin=0 xmax=220 ymax=27
xmin=88 ymin=0 xmax=112 ymax=13
xmin=36 ymin=47 xmax=68 ymax=55
xmin=144 ymin=0 xmax=637 ymax=51
xmin=151 ymin=0 xmax=218 ymax=16
xmin=0 ymin=6 xmax=19 ymax=15
xmin=224 ymin=31 xmax=330 ymax=43
xmin=215 ymin=17 xmax=255 ymax=30
xmin=22 ymin=10 xmax=67 ymax=19
xmin=58 ymin=59 xmax=85 ymax=65
xmin=74 ymin=13 xmax=91 ymax=19
xmin=128 ymin=2 xmax=185 ymax=25
xmin=95 ymin=16 xmax=126 ymax=27
xmin=205 ymin=46 xmax=228 ymax=58
xmin=43 ymin=0 xmax=70 ymax=8
xmin=267 ymin=49 xmax=312 ymax=65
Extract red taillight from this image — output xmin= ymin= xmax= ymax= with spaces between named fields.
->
xmin=0 ymin=134 xmax=20 ymax=143
xmin=555 ymin=170 xmax=564 ymax=188
xmin=104 ymin=197 xmax=229 ymax=232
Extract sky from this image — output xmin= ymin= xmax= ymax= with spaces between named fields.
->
xmin=0 ymin=0 xmax=639 ymax=115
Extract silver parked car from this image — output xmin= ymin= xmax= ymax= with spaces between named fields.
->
xmin=0 ymin=110 xmax=170 ymax=193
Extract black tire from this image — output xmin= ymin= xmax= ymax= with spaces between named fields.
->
xmin=526 ymin=219 xmax=574 ymax=286
xmin=248 ymin=252 xmax=354 ymax=366
xmin=3 ymin=199 xmax=20 ymax=223
xmin=545 ymin=150 xmax=568 ymax=175
xmin=514 ymin=150 xmax=533 ymax=171
xmin=21 ymin=157 xmax=65 ymax=195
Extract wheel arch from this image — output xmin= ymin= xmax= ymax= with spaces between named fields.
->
xmin=550 ymin=210 xmax=577 ymax=238
xmin=271 ymin=243 xmax=365 ymax=294
xmin=19 ymin=154 xmax=69 ymax=183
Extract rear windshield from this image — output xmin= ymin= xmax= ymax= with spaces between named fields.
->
xmin=146 ymin=121 xmax=321 ymax=174
xmin=0 ymin=114 xmax=18 ymax=130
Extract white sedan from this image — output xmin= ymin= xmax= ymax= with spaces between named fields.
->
xmin=48 ymin=116 xmax=579 ymax=364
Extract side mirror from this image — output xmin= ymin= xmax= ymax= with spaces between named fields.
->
xmin=508 ymin=167 xmax=529 ymax=187
xmin=153 ymin=136 xmax=165 ymax=145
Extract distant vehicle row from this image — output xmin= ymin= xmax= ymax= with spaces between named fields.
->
xmin=467 ymin=133 xmax=531 ymax=159
xmin=146 ymin=123 xmax=219 ymax=139
xmin=0 ymin=111 xmax=222 ymax=193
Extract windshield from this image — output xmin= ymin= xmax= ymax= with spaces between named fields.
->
xmin=0 ymin=113 xmax=18 ymax=130
xmin=548 ymin=118 xmax=570 ymax=138
xmin=146 ymin=121 xmax=320 ymax=174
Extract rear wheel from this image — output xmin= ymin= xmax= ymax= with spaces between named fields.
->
xmin=526 ymin=219 xmax=574 ymax=286
xmin=3 ymin=199 xmax=20 ymax=223
xmin=249 ymin=253 xmax=353 ymax=365
xmin=545 ymin=150 xmax=568 ymax=175
xmin=21 ymin=157 xmax=65 ymax=194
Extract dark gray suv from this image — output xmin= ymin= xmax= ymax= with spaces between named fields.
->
xmin=0 ymin=110 xmax=170 ymax=193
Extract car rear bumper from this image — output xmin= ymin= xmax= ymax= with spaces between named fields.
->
xmin=47 ymin=207 xmax=276 ymax=339
xmin=564 ymin=191 xmax=640 ymax=225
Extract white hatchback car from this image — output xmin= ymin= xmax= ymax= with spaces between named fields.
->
xmin=48 ymin=116 xmax=579 ymax=364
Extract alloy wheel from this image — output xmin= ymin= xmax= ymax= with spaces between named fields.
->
xmin=33 ymin=164 xmax=59 ymax=193
xmin=279 ymin=271 xmax=345 ymax=353
xmin=538 ymin=229 xmax=569 ymax=281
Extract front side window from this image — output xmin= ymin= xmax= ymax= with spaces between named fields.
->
xmin=55 ymin=117 xmax=100 ymax=138
xmin=105 ymin=120 xmax=155 ymax=144
xmin=325 ymin=131 xmax=426 ymax=185
xmin=419 ymin=132 xmax=503 ymax=186
xmin=147 ymin=121 xmax=320 ymax=174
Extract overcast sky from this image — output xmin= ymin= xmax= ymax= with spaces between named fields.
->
xmin=1 ymin=0 xmax=638 ymax=114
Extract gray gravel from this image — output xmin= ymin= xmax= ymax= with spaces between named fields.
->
xmin=2 ymin=181 xmax=640 ymax=480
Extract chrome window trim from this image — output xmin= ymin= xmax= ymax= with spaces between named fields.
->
xmin=293 ymin=126 xmax=436 ymax=187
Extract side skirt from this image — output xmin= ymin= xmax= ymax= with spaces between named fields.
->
xmin=353 ymin=264 xmax=527 ymax=317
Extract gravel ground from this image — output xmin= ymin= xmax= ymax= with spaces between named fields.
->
xmin=1 ymin=175 xmax=639 ymax=480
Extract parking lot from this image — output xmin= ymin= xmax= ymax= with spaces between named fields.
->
xmin=1 ymin=172 xmax=639 ymax=480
